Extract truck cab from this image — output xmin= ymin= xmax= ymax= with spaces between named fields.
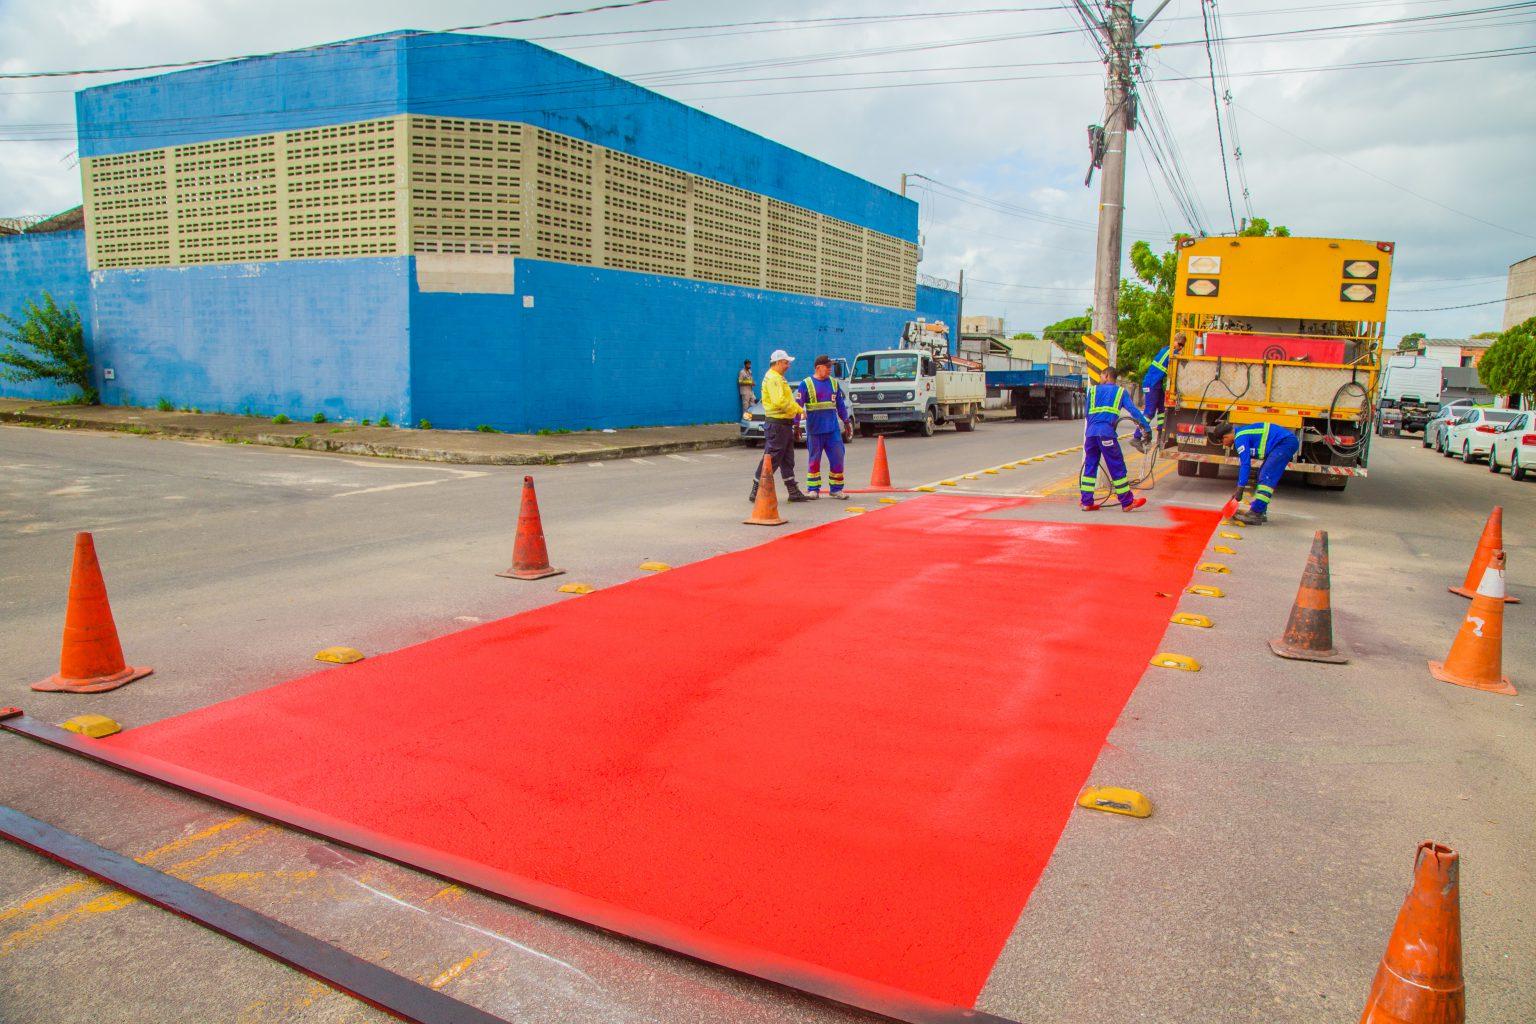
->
xmin=847 ymin=321 xmax=984 ymax=437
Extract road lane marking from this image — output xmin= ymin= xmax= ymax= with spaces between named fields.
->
xmin=428 ymin=949 xmax=489 ymax=990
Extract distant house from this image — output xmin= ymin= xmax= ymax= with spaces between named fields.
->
xmin=1422 ymin=337 xmax=1497 ymax=369
xmin=1505 ymin=254 xmax=1536 ymax=330
xmin=961 ymin=315 xmax=1005 ymax=336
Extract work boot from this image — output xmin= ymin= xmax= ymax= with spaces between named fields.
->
xmin=1080 ymin=501 xmax=1102 ymax=512
xmin=830 ymin=491 xmax=848 ymax=500
xmin=747 ymin=483 xmax=759 ymax=504
xmin=1130 ymin=436 xmax=1148 ymax=454
xmin=787 ymin=487 xmax=815 ymax=502
xmin=1234 ymin=509 xmax=1268 ymax=526
xmin=1122 ymin=496 xmax=1147 ymax=512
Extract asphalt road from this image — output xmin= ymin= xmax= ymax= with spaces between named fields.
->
xmin=1 ymin=421 xmax=1531 ymax=1024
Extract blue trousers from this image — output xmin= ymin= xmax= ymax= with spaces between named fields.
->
xmin=806 ymin=431 xmax=846 ymax=493
xmin=1081 ymin=433 xmax=1133 ymax=508
xmin=1136 ymin=382 xmax=1165 ymax=440
xmin=1249 ymin=435 xmax=1300 ymax=513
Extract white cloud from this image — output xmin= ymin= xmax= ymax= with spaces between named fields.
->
xmin=1 ymin=0 xmax=1531 ymax=337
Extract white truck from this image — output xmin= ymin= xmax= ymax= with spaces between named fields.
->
xmin=1378 ymin=354 xmax=1443 ymax=437
xmin=847 ymin=320 xmax=985 ymax=437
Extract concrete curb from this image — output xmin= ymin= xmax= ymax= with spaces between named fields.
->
xmin=0 ymin=406 xmax=742 ymax=466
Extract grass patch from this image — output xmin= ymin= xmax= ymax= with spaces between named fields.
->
xmin=377 ymin=414 xmax=391 ymax=427
xmin=476 ymin=424 xmax=498 ymax=433
xmin=272 ymin=413 xmax=290 ymax=424
xmin=312 ymin=412 xmax=327 ymax=424
xmin=156 ymin=398 xmax=173 ymax=412
xmin=418 ymin=419 xmax=432 ymax=430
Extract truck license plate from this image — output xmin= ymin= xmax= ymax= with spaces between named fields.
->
xmin=1182 ymin=436 xmax=1206 ymax=446
xmin=872 ymin=413 xmax=889 ymax=421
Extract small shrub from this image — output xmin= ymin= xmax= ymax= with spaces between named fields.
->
xmin=272 ymin=414 xmax=291 ymax=424
xmin=312 ymin=412 xmax=327 ymax=424
xmin=192 ymin=407 xmax=202 ymax=414
xmin=476 ymin=423 xmax=498 ymax=433
xmin=361 ymin=418 xmax=372 ymax=426
xmin=0 ymin=292 xmax=95 ymax=403
xmin=377 ymin=414 xmax=391 ymax=427
xmin=418 ymin=419 xmax=432 ymax=430
xmin=156 ymin=398 xmax=173 ymax=412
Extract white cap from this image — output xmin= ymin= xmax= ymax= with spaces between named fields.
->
xmin=770 ymin=349 xmax=795 ymax=363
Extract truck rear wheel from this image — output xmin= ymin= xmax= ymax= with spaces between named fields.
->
xmin=1197 ymin=462 xmax=1221 ymax=479
xmin=1177 ymin=459 xmax=1198 ymax=478
xmin=919 ymin=409 xmax=936 ymax=437
xmin=954 ymin=412 xmax=976 ymax=433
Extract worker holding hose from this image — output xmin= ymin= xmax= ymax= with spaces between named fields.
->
xmin=1217 ymin=421 xmax=1301 ymax=525
xmin=1081 ymin=367 xmax=1153 ymax=512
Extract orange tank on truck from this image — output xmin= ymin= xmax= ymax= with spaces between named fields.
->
xmin=1165 ymin=235 xmax=1395 ymax=493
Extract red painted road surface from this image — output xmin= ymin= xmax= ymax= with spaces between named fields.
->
xmin=102 ymin=496 xmax=1219 ymax=1020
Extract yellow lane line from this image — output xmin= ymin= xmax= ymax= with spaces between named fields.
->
xmin=428 ymin=949 xmax=489 ymax=991
xmin=910 ymin=442 xmax=1087 ymax=491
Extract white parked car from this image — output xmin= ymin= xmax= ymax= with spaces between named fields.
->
xmin=1423 ymin=399 xmax=1475 ymax=451
xmin=1444 ymin=407 xmax=1522 ymax=463
xmin=1487 ymin=412 xmax=1535 ymax=480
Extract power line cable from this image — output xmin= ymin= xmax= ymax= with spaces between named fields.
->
xmin=1199 ymin=0 xmax=1240 ymax=231
xmin=1393 ymin=292 xmax=1533 ymax=312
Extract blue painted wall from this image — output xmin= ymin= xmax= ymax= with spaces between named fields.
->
xmin=74 ymin=32 xmax=913 ymax=240
xmin=410 ymin=259 xmax=953 ymax=432
xmin=916 ymin=284 xmax=962 ymax=350
xmin=90 ymin=259 xmax=411 ymax=423
xmin=0 ymin=231 xmax=91 ymax=402
xmin=76 ymin=34 xmax=407 ymax=158
xmin=402 ymin=35 xmax=915 ymax=240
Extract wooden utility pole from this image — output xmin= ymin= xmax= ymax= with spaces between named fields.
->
xmin=1090 ymin=0 xmax=1136 ymax=367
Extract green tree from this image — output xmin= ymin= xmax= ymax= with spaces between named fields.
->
xmin=0 ymin=292 xmax=94 ymax=403
xmin=1041 ymin=313 xmax=1092 ymax=353
xmin=1009 ymin=331 xmax=1038 ymax=340
xmin=1398 ymin=332 xmax=1426 ymax=353
xmin=1470 ymin=330 xmax=1499 ymax=340
xmin=1479 ymin=317 xmax=1536 ymax=404
xmin=1238 ymin=218 xmax=1291 ymax=237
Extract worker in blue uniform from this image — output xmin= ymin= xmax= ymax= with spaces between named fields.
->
xmin=1134 ymin=335 xmax=1184 ymax=448
xmin=1217 ymin=420 xmax=1301 ymax=525
xmin=1081 ymin=367 xmax=1153 ymax=512
xmin=795 ymin=355 xmax=852 ymax=499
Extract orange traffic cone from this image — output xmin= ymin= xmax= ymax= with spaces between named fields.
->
xmin=32 ymin=532 xmax=153 ymax=694
xmin=744 ymin=454 xmax=787 ymax=526
xmin=850 ymin=435 xmax=895 ymax=493
xmin=1269 ymin=530 xmax=1347 ymax=663
xmin=1430 ymin=550 xmax=1515 ymax=695
xmin=497 ymin=476 xmax=564 ymax=580
xmin=1450 ymin=507 xmax=1518 ymax=603
xmin=1358 ymin=841 xmax=1463 ymax=1024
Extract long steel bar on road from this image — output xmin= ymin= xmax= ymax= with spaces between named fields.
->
xmin=0 ymin=801 xmax=514 ymax=1024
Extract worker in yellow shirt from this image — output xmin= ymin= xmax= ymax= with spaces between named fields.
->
xmin=750 ymin=349 xmax=813 ymax=503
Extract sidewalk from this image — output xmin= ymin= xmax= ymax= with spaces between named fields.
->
xmin=0 ymin=398 xmax=740 ymax=465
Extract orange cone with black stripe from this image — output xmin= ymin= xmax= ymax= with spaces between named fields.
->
xmin=1358 ymin=841 xmax=1464 ymax=1024
xmin=1269 ymin=530 xmax=1347 ymax=663
xmin=850 ymin=435 xmax=895 ymax=493
xmin=1430 ymin=550 xmax=1515 ymax=696
xmin=1450 ymin=506 xmax=1518 ymax=603
xmin=498 ymin=475 xmax=563 ymax=580
xmin=32 ymin=532 xmax=153 ymax=694
xmin=744 ymin=454 xmax=787 ymax=526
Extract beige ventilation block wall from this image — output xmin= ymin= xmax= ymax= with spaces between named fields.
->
xmin=83 ymin=115 xmax=918 ymax=309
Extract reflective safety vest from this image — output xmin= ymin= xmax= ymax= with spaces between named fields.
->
xmin=1149 ymin=348 xmax=1170 ymax=375
xmin=1088 ymin=384 xmax=1126 ymax=415
xmin=1234 ymin=422 xmax=1288 ymax=459
xmin=802 ymin=376 xmax=841 ymax=411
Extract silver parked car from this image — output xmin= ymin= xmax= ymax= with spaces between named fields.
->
xmin=739 ymin=358 xmax=854 ymax=446
xmin=1423 ymin=399 xmax=1476 ymax=451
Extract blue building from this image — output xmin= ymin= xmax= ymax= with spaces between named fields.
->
xmin=7 ymin=32 xmax=958 ymax=431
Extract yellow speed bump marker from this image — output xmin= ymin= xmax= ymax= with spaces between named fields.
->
xmin=844 ymin=506 xmax=867 ymax=514
xmin=877 ymin=496 xmax=899 ymax=504
xmin=983 ymin=469 xmax=999 ymax=475
xmin=1150 ymin=652 xmax=1201 ymax=671
xmin=1219 ymin=531 xmax=1242 ymax=540
xmin=1171 ymin=612 xmax=1214 ymax=628
xmin=315 ymin=646 xmax=365 ymax=665
xmin=557 ymin=582 xmax=595 ymax=595
xmin=1186 ymin=584 xmax=1225 ymax=598
xmin=1197 ymin=562 xmax=1231 ymax=574
xmin=1213 ymin=545 xmax=1236 ymax=555
xmin=61 ymin=714 xmax=122 ymax=739
xmin=1077 ymin=786 xmax=1153 ymax=818
xmin=962 ymin=474 xmax=979 ymax=480
xmin=940 ymin=480 xmax=959 ymax=487
xmin=916 ymin=485 xmax=937 ymax=492
xmin=639 ymin=561 xmax=671 ymax=573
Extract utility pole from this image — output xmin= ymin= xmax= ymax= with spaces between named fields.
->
xmin=1089 ymin=0 xmax=1136 ymax=367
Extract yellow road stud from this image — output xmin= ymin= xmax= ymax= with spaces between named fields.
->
xmin=940 ymin=480 xmax=959 ymax=487
xmin=916 ymin=485 xmax=937 ymax=492
xmin=1213 ymin=545 xmax=1236 ymax=555
xmin=844 ymin=506 xmax=867 ymax=514
xmin=1197 ymin=562 xmax=1231 ymax=574
xmin=1077 ymin=786 xmax=1153 ymax=818
xmin=1170 ymin=612 xmax=1214 ymax=628
xmin=315 ymin=646 xmax=365 ymax=665
xmin=877 ymin=496 xmax=899 ymax=504
xmin=557 ymin=583 xmax=594 ymax=595
xmin=1150 ymin=652 xmax=1201 ymax=671
xmin=962 ymin=474 xmax=979 ymax=480
xmin=638 ymin=561 xmax=671 ymax=572
xmin=1186 ymin=584 xmax=1225 ymax=598
xmin=61 ymin=714 xmax=122 ymax=739
xmin=983 ymin=469 xmax=999 ymax=475
xmin=1219 ymin=531 xmax=1242 ymax=540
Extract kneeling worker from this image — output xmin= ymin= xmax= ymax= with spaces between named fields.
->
xmin=795 ymin=355 xmax=851 ymax=499
xmin=1218 ymin=420 xmax=1300 ymax=525
xmin=1081 ymin=367 xmax=1153 ymax=512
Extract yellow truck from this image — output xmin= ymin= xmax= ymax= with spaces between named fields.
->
xmin=1166 ymin=235 xmax=1395 ymax=491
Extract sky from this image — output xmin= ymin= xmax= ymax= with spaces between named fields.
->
xmin=2 ymin=0 xmax=1533 ymax=341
